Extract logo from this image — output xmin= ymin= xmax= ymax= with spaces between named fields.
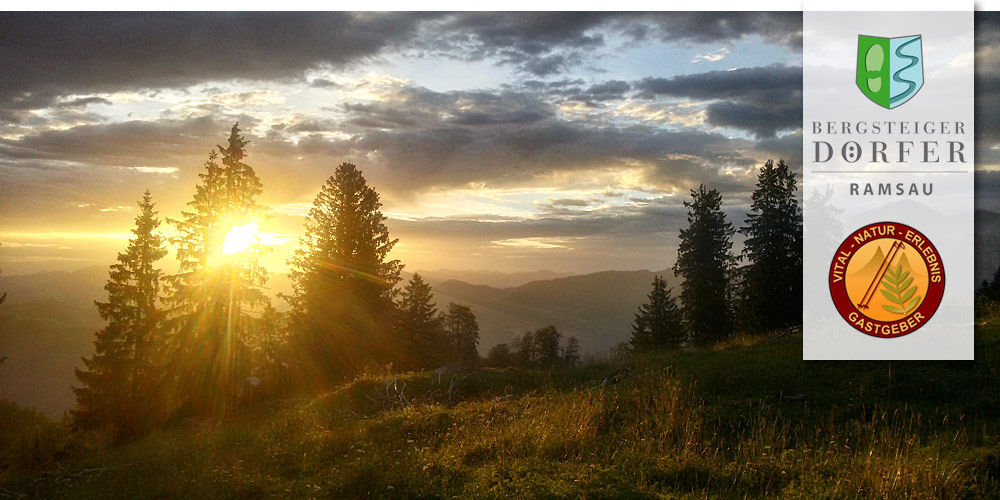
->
xmin=829 ymin=222 xmax=944 ymax=338
xmin=856 ymin=35 xmax=924 ymax=109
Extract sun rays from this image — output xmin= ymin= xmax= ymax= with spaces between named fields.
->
xmin=222 ymin=221 xmax=260 ymax=256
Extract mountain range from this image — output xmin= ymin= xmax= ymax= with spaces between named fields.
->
xmin=0 ymin=266 xmax=670 ymax=417
xmin=4 ymin=208 xmax=1000 ymax=418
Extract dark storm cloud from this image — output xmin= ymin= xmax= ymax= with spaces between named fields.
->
xmin=505 ymin=78 xmax=632 ymax=108
xmin=705 ymin=97 xmax=802 ymax=139
xmin=635 ymin=64 xmax=801 ymax=101
xmin=635 ymin=64 xmax=802 ymax=138
xmin=337 ymin=86 xmax=558 ymax=131
xmin=0 ymin=11 xmax=802 ymax=117
xmin=754 ymin=131 xmax=803 ymax=170
xmin=55 ymin=97 xmax=113 ymax=109
xmin=621 ymin=12 xmax=802 ymax=49
xmin=585 ymin=81 xmax=632 ymax=100
xmin=0 ymin=12 xmax=440 ymax=118
xmin=0 ymin=116 xmax=223 ymax=165
xmin=423 ymin=12 xmax=801 ymax=76
xmin=309 ymin=79 xmax=342 ymax=89
xmin=977 ymin=12 xmax=1000 ymax=165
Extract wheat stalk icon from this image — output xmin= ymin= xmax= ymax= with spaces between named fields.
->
xmin=879 ymin=263 xmax=921 ymax=315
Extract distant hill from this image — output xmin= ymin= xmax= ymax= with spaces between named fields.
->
xmin=413 ymin=269 xmax=574 ymax=289
xmin=0 ymin=300 xmax=98 ymax=419
xmin=0 ymin=265 xmax=672 ymax=417
xmin=0 ymin=267 xmax=106 ymax=417
xmin=432 ymin=269 xmax=677 ymax=354
xmin=0 ymin=266 xmax=107 ymax=310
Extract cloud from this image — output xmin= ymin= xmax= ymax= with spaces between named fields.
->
xmin=977 ymin=12 xmax=1000 ymax=165
xmin=548 ymin=198 xmax=592 ymax=207
xmin=0 ymin=12 xmax=807 ymax=274
xmin=629 ymin=12 xmax=801 ymax=48
xmin=0 ymin=12 xmax=439 ymax=117
xmin=635 ymin=64 xmax=801 ymax=137
xmin=55 ymin=96 xmax=113 ymax=108
xmin=0 ymin=75 xmax=799 ymax=211
xmin=0 ymin=11 xmax=802 ymax=117
xmin=691 ymin=47 xmax=730 ymax=64
xmin=420 ymin=12 xmax=799 ymax=77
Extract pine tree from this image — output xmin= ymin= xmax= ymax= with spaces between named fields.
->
xmin=245 ymin=303 xmax=287 ymax=384
xmin=165 ymin=124 xmax=270 ymax=417
xmin=561 ymin=336 xmax=581 ymax=366
xmin=396 ymin=274 xmax=445 ymax=369
xmin=443 ymin=303 xmax=479 ymax=368
xmin=72 ymin=191 xmax=167 ymax=437
xmin=979 ymin=265 xmax=1000 ymax=303
xmin=287 ymin=162 xmax=402 ymax=381
xmin=674 ymin=184 xmax=735 ymax=346
xmin=630 ymin=275 xmax=685 ymax=350
xmin=739 ymin=159 xmax=802 ymax=332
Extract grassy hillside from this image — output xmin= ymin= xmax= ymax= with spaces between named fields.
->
xmin=4 ymin=327 xmax=1000 ymax=499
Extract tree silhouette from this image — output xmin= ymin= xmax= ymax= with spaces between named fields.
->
xmin=510 ymin=325 xmax=564 ymax=368
xmin=244 ymin=303 xmax=288 ymax=387
xmin=396 ymin=274 xmax=445 ymax=369
xmin=286 ymin=162 xmax=402 ymax=382
xmin=979 ymin=265 xmax=1000 ymax=303
xmin=739 ymin=159 xmax=802 ymax=332
xmin=443 ymin=303 xmax=479 ymax=369
xmin=630 ymin=275 xmax=685 ymax=350
xmin=73 ymin=191 xmax=167 ymax=438
xmin=561 ymin=336 xmax=581 ymax=366
xmin=165 ymin=124 xmax=270 ymax=417
xmin=675 ymin=185 xmax=735 ymax=346
xmin=486 ymin=343 xmax=514 ymax=368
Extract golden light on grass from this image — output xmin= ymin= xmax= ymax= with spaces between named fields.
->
xmin=222 ymin=221 xmax=260 ymax=256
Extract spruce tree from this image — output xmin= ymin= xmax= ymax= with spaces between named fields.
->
xmin=287 ymin=162 xmax=401 ymax=381
xmin=165 ymin=124 xmax=270 ymax=416
xmin=443 ymin=303 xmax=479 ymax=368
xmin=245 ymin=303 xmax=287 ymax=384
xmin=73 ymin=191 xmax=167 ymax=437
xmin=396 ymin=274 xmax=445 ymax=369
xmin=739 ymin=159 xmax=802 ymax=332
xmin=674 ymin=184 xmax=735 ymax=345
xmin=980 ymin=265 xmax=1000 ymax=303
xmin=630 ymin=275 xmax=685 ymax=350
xmin=561 ymin=336 xmax=581 ymax=366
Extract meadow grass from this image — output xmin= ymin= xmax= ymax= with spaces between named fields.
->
xmin=4 ymin=326 xmax=1000 ymax=499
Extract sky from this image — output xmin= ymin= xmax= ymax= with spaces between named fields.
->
xmin=0 ymin=12 xmax=994 ymax=277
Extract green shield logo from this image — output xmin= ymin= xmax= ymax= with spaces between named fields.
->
xmin=856 ymin=35 xmax=924 ymax=109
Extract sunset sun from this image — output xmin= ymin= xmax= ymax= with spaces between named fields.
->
xmin=221 ymin=221 xmax=259 ymax=256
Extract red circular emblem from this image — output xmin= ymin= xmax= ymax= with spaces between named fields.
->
xmin=829 ymin=222 xmax=944 ymax=338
